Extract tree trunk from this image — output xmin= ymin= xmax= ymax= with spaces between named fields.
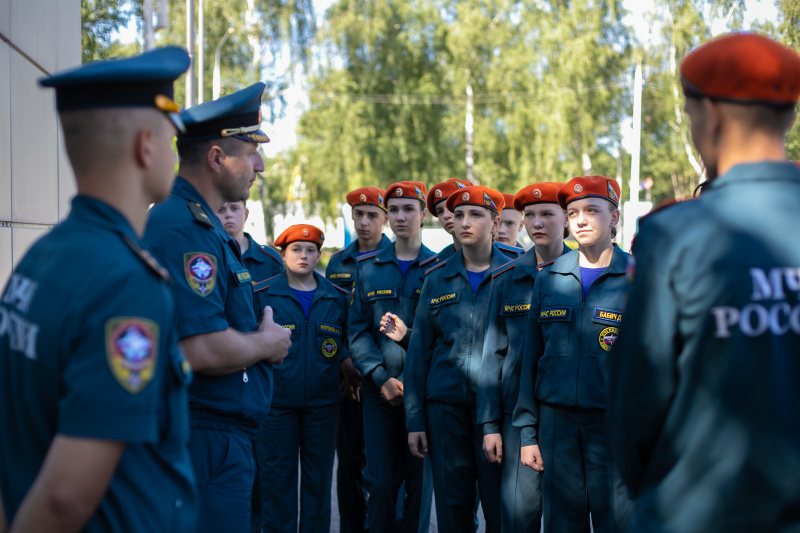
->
xmin=465 ymin=68 xmax=475 ymax=183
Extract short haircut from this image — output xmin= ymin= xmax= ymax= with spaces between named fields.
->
xmin=176 ymin=136 xmax=246 ymax=167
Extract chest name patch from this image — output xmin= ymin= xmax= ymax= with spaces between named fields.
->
xmin=184 ymin=252 xmax=218 ymax=297
xmin=106 ymin=317 xmax=158 ymax=394
xmin=280 ymin=323 xmax=297 ymax=331
xmin=329 ymin=273 xmax=352 ymax=280
xmin=366 ymin=288 xmax=396 ymax=300
xmin=234 ymin=269 xmax=252 ymax=285
xmin=319 ymin=323 xmax=342 ymax=336
xmin=539 ymin=307 xmax=570 ymax=321
xmin=594 ymin=308 xmax=622 ymax=323
xmin=503 ymin=302 xmax=531 ymax=314
xmin=429 ymin=292 xmax=458 ymax=307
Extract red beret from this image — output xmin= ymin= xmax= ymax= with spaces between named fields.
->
xmin=346 ymin=187 xmax=387 ymax=212
xmin=274 ymin=224 xmax=325 ymax=248
xmin=513 ymin=182 xmax=563 ymax=210
xmin=385 ymin=181 xmax=427 ymax=206
xmin=557 ymin=176 xmax=620 ymax=209
xmin=501 ymin=193 xmax=516 ymax=211
xmin=427 ymin=178 xmax=472 ymax=213
xmin=445 ymin=185 xmax=505 ymax=214
xmin=680 ymin=33 xmax=800 ymax=106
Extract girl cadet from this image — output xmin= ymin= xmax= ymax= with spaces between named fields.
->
xmin=252 ymin=224 xmax=351 ymax=533
xmin=478 ymin=183 xmax=571 ymax=533
xmin=404 ymin=185 xmax=507 ymax=533
xmin=513 ymin=176 xmax=631 ymax=533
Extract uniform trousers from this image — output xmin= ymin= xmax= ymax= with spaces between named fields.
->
xmin=362 ymin=379 xmax=427 ymax=532
xmin=258 ymin=403 xmax=340 ymax=533
xmin=189 ymin=417 xmax=256 ymax=533
xmin=425 ymin=401 xmax=502 ymax=533
xmin=500 ymin=413 xmax=542 ymax=533
xmin=337 ymin=395 xmax=369 ymax=533
xmin=538 ymin=404 xmax=630 ymax=533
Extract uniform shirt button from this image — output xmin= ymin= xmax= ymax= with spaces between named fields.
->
xmin=175 ymin=499 xmax=183 ymax=508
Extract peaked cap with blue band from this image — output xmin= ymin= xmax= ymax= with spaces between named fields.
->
xmin=179 ymin=82 xmax=270 ymax=143
xmin=39 ymin=46 xmax=190 ymax=132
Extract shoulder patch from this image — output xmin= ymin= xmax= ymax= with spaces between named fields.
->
xmin=357 ymin=252 xmax=378 ymax=262
xmin=122 ymin=235 xmax=171 ymax=282
xmin=184 ymin=252 xmax=218 ymax=296
xmin=259 ymin=245 xmax=283 ymax=264
xmin=106 ymin=317 xmax=158 ymax=394
xmin=187 ymin=202 xmax=214 ymax=228
xmin=425 ymin=259 xmax=448 ymax=276
xmin=252 ymin=274 xmax=279 ymax=293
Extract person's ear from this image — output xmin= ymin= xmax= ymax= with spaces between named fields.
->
xmin=207 ymin=145 xmax=225 ymax=172
xmin=134 ymin=126 xmax=155 ymax=169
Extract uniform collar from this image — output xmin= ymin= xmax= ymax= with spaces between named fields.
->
xmin=71 ymin=195 xmax=140 ymax=243
xmin=345 ymin=234 xmax=392 ymax=262
xmin=171 ymin=176 xmax=240 ymax=255
xmin=267 ymin=271 xmax=339 ymax=300
xmin=374 ymin=241 xmax=434 ymax=264
xmin=705 ymin=161 xmax=800 ymax=192
xmin=441 ymin=245 xmax=509 ymax=280
xmin=549 ymin=243 xmax=627 ymax=276
xmin=242 ymin=233 xmax=265 ymax=262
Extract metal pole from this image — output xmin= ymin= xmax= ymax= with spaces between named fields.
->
xmin=197 ymin=0 xmax=204 ymax=104
xmin=629 ymin=61 xmax=642 ymax=203
xmin=143 ymin=0 xmax=154 ymax=51
xmin=213 ymin=28 xmax=233 ymax=100
xmin=185 ymin=0 xmax=195 ymax=108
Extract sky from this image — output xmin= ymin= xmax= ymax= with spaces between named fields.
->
xmin=117 ymin=0 xmax=781 ymax=158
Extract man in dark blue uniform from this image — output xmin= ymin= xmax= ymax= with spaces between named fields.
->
xmin=348 ymin=181 xmax=435 ymax=533
xmin=0 ymin=48 xmax=197 ymax=532
xmin=326 ymin=186 xmax=391 ymax=533
xmin=145 ymin=83 xmax=291 ymax=533
xmin=609 ymin=33 xmax=800 ymax=532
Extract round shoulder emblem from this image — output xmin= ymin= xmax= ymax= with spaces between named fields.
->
xmin=395 ymin=187 xmax=403 ymax=196
xmin=435 ymin=189 xmax=442 ymax=198
xmin=574 ymin=184 xmax=583 ymax=193
xmin=302 ymin=228 xmax=309 ymax=237
xmin=462 ymin=192 xmax=470 ymax=201
xmin=359 ymin=193 xmax=367 ymax=202
xmin=533 ymin=189 xmax=541 ymax=199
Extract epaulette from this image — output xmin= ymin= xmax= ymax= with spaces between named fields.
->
xmin=187 ymin=201 xmax=214 ymax=228
xmin=329 ymin=248 xmax=344 ymax=257
xmin=252 ymin=273 xmax=280 ymax=293
xmin=331 ymin=283 xmax=351 ymax=295
xmin=496 ymin=242 xmax=524 ymax=254
xmin=425 ymin=259 xmax=448 ymax=276
xmin=258 ymin=245 xmax=283 ymax=264
xmin=536 ymin=259 xmax=557 ymax=270
xmin=357 ymin=251 xmax=378 ymax=262
xmin=122 ymin=235 xmax=171 ymax=282
xmin=491 ymin=258 xmax=518 ymax=278
xmin=420 ymin=255 xmax=438 ymax=267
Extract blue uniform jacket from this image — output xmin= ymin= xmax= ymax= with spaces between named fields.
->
xmin=608 ymin=162 xmax=800 ymax=532
xmin=242 ymin=232 xmax=283 ymax=283
xmin=0 ymin=196 xmax=196 ymax=532
xmin=405 ymin=246 xmax=510 ymax=433
xmin=348 ymin=243 xmax=436 ymax=389
xmin=421 ymin=241 xmax=523 ymax=271
xmin=513 ymin=245 xmax=629 ymax=446
xmin=325 ymin=234 xmax=393 ymax=291
xmin=477 ymin=244 xmax=571 ymax=435
xmin=145 ymin=177 xmax=272 ymax=429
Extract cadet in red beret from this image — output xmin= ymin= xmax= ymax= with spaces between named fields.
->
xmin=495 ymin=192 xmax=525 ymax=250
xmin=348 ymin=181 xmax=435 ymax=532
xmin=423 ymin=178 xmax=472 ymax=264
xmin=254 ymin=223 xmax=351 ymax=533
xmin=608 ymin=33 xmax=800 ymax=532
xmin=325 ymin=187 xmax=391 ymax=533
xmin=478 ymin=182 xmax=571 ymax=533
xmin=405 ymin=184 xmax=507 ymax=532
xmin=515 ymin=175 xmax=631 ymax=533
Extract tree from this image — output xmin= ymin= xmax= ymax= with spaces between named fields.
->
xmin=81 ymin=0 xmax=140 ymax=62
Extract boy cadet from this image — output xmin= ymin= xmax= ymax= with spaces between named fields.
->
xmin=217 ymin=200 xmax=283 ymax=282
xmin=495 ymin=193 xmax=525 ymax=249
xmin=478 ymin=183 xmax=570 ymax=533
xmin=325 ymin=186 xmax=392 ymax=533
xmin=0 ymin=48 xmax=197 ymax=532
xmin=145 ymin=83 xmax=291 ymax=533
xmin=424 ymin=178 xmax=472 ymax=265
xmin=609 ymin=33 xmax=800 ymax=532
xmin=348 ymin=182 xmax=436 ymax=532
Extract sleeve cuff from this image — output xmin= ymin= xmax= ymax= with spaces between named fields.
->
xmin=520 ymin=426 xmax=539 ymax=447
xmin=406 ymin=413 xmax=426 ymax=433
xmin=397 ymin=328 xmax=411 ymax=350
xmin=370 ymin=366 xmax=390 ymax=389
xmin=482 ymin=422 xmax=501 ymax=436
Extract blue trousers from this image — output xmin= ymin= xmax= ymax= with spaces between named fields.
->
xmin=337 ymin=394 xmax=369 ymax=533
xmin=188 ymin=423 xmax=255 ymax=533
xmin=500 ymin=413 xmax=542 ymax=533
xmin=538 ymin=404 xmax=630 ymax=533
xmin=426 ymin=401 xmax=502 ymax=533
xmin=258 ymin=403 xmax=339 ymax=533
xmin=362 ymin=379 xmax=430 ymax=533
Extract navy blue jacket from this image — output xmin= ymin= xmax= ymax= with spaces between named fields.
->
xmin=325 ymin=235 xmax=393 ymax=292
xmin=242 ymin=232 xmax=283 ymax=283
xmin=608 ymin=162 xmax=800 ymax=532
xmin=513 ymin=245 xmax=629 ymax=446
xmin=477 ymin=244 xmax=570 ymax=435
xmin=253 ymin=272 xmax=350 ymax=408
xmin=405 ymin=246 xmax=510 ymax=433
xmin=348 ymin=243 xmax=436 ymax=388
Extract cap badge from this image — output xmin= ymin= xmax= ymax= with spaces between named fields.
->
xmin=395 ymin=187 xmax=403 ymax=196
xmin=378 ymin=193 xmax=384 ymax=205
xmin=533 ymin=189 xmax=542 ymax=199
xmin=574 ymin=184 xmax=583 ymax=193
xmin=607 ymin=181 xmax=619 ymax=203
xmin=435 ymin=189 xmax=443 ymax=198
xmin=319 ymin=233 xmax=325 ymax=243
xmin=456 ymin=181 xmax=467 ymax=188
xmin=302 ymin=228 xmax=310 ymax=237
xmin=360 ymin=193 xmax=367 ymax=202
xmin=414 ymin=185 xmax=425 ymax=200
xmin=483 ymin=191 xmax=497 ymax=209
xmin=462 ymin=192 xmax=470 ymax=201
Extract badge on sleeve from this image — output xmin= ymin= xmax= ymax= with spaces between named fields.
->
xmin=106 ymin=317 xmax=158 ymax=393
xmin=322 ymin=338 xmax=338 ymax=358
xmin=184 ymin=252 xmax=218 ymax=296
xmin=599 ymin=326 xmax=618 ymax=351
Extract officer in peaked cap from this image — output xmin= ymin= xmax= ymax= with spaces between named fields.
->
xmin=144 ymin=82 xmax=291 ymax=533
xmin=609 ymin=33 xmax=800 ymax=532
xmin=0 ymin=47 xmax=197 ymax=532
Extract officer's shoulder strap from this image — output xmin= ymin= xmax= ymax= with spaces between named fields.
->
xmin=357 ymin=251 xmax=378 ymax=262
xmin=419 ymin=254 xmax=438 ymax=267
xmin=258 ymin=245 xmax=282 ymax=264
xmin=425 ymin=259 xmax=448 ymax=276
xmin=491 ymin=258 xmax=517 ymax=278
xmin=187 ymin=201 xmax=215 ymax=228
xmin=252 ymin=274 xmax=280 ymax=293
xmin=122 ymin=235 xmax=171 ymax=282
xmin=496 ymin=242 xmax=524 ymax=253
xmin=537 ymin=259 xmax=557 ymax=270
xmin=329 ymin=248 xmax=344 ymax=257
xmin=330 ymin=282 xmax=351 ymax=296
